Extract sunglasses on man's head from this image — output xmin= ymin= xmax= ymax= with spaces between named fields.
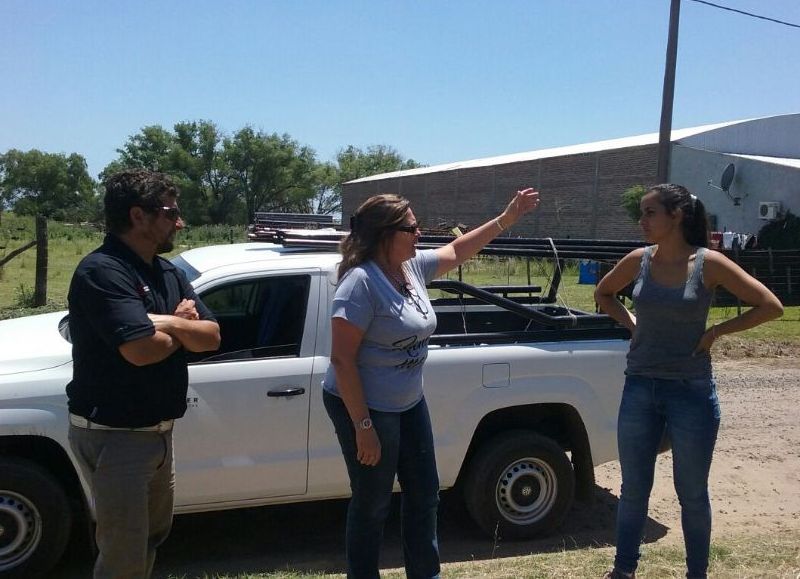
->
xmin=395 ymin=222 xmax=420 ymax=233
xmin=142 ymin=206 xmax=181 ymax=221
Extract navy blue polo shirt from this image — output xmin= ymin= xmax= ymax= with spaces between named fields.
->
xmin=66 ymin=235 xmax=216 ymax=427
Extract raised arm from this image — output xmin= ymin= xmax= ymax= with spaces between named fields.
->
xmin=434 ymin=188 xmax=540 ymax=277
xmin=594 ymin=248 xmax=644 ymax=332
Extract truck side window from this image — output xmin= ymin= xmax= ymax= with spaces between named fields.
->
xmin=191 ymin=275 xmax=311 ymax=363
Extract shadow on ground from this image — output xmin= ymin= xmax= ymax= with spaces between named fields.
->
xmin=53 ymin=486 xmax=668 ymax=577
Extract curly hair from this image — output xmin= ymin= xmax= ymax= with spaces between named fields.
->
xmin=103 ymin=169 xmax=180 ymax=234
xmin=648 ymin=183 xmax=710 ymax=248
xmin=338 ymin=194 xmax=410 ymax=279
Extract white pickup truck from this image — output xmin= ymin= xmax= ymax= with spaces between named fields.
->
xmin=0 ymin=242 xmax=630 ymax=577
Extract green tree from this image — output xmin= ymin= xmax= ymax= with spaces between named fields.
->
xmin=0 ymin=149 xmax=96 ymax=220
xmin=224 ymin=128 xmax=317 ymax=222
xmin=621 ymin=184 xmax=648 ymax=222
xmin=109 ymin=125 xmax=174 ymax=173
xmin=337 ymin=144 xmax=421 ymax=184
xmin=0 ymin=149 xmax=97 ymax=306
xmin=105 ymin=123 xmax=324 ymax=224
xmin=104 ymin=122 xmax=244 ymax=224
xmin=318 ymin=144 xmax=423 ymax=215
xmin=105 ymin=125 xmax=423 ymax=224
xmin=172 ymin=121 xmax=243 ymax=224
xmin=303 ymin=162 xmax=340 ymax=215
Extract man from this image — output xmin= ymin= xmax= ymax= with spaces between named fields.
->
xmin=66 ymin=169 xmax=220 ymax=578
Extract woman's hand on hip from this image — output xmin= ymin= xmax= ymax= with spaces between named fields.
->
xmin=692 ymin=326 xmax=717 ymax=356
xmin=356 ymin=428 xmax=382 ymax=466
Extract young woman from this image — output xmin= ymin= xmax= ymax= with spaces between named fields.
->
xmin=323 ymin=188 xmax=539 ymax=579
xmin=595 ymin=184 xmax=783 ymax=579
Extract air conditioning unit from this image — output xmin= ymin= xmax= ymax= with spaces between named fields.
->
xmin=758 ymin=202 xmax=781 ymax=220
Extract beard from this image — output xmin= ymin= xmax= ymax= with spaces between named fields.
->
xmin=156 ymin=233 xmax=175 ymax=254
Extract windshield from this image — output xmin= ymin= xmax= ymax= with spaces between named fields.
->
xmin=171 ymin=254 xmax=201 ymax=283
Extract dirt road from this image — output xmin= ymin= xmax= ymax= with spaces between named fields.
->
xmin=594 ymin=357 xmax=800 ymax=543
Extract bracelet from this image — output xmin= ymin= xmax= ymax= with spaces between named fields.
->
xmin=495 ymin=217 xmax=505 ymax=232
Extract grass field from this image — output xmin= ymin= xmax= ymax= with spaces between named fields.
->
xmin=162 ymin=532 xmax=800 ymax=578
xmin=0 ymin=213 xmax=245 ymax=317
xmin=1 ymin=214 xmax=798 ymax=348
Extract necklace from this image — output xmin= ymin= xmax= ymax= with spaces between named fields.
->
xmin=383 ymin=266 xmax=407 ymax=293
xmin=379 ymin=263 xmax=429 ymax=318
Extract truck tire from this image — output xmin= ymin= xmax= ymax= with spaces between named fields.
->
xmin=463 ymin=431 xmax=575 ymax=540
xmin=0 ymin=457 xmax=72 ymax=578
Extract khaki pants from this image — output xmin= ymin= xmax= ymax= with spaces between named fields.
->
xmin=69 ymin=425 xmax=175 ymax=579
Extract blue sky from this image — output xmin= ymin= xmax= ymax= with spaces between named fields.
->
xmin=1 ymin=0 xmax=798 ymax=178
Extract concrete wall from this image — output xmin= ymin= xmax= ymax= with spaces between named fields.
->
xmin=343 ymin=145 xmax=659 ymax=240
xmin=670 ymin=144 xmax=800 ymax=235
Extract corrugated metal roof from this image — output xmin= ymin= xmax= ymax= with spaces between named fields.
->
xmin=346 ymin=119 xmax=749 ymax=184
xmin=676 ymin=113 xmax=800 ymax=158
xmin=348 ymin=113 xmax=800 ymax=184
xmin=729 ymin=154 xmax=800 ymax=170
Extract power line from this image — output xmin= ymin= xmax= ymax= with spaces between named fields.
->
xmin=688 ymin=0 xmax=800 ymax=29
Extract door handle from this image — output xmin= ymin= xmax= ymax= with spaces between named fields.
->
xmin=267 ymin=386 xmax=306 ymax=398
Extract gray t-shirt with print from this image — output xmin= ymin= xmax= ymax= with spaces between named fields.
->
xmin=322 ymin=249 xmax=439 ymax=412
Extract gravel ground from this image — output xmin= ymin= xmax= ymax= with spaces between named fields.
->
xmin=594 ymin=356 xmax=800 ymax=541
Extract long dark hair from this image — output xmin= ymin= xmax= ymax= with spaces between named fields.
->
xmin=338 ymin=194 xmax=410 ymax=279
xmin=648 ymin=183 xmax=710 ymax=248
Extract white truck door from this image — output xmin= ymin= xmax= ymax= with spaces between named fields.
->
xmin=174 ymin=270 xmax=320 ymax=506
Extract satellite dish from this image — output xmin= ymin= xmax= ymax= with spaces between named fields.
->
xmin=720 ymin=163 xmax=735 ymax=192
xmin=707 ymin=162 xmax=742 ymax=204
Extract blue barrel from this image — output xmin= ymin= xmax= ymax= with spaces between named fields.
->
xmin=578 ymin=260 xmax=599 ymax=284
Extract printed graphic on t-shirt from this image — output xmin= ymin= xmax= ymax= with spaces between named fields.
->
xmin=392 ymin=335 xmax=430 ymax=369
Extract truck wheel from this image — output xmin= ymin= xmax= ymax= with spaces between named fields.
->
xmin=463 ymin=431 xmax=575 ymax=540
xmin=0 ymin=457 xmax=72 ymax=578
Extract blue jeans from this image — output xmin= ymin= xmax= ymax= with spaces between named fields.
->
xmin=324 ymin=391 xmax=441 ymax=579
xmin=614 ymin=375 xmax=721 ymax=579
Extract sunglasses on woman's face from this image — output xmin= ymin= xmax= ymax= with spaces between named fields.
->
xmin=142 ymin=205 xmax=181 ymax=221
xmin=395 ymin=222 xmax=420 ymax=234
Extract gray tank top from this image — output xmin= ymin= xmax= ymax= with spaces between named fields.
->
xmin=626 ymin=246 xmax=713 ymax=379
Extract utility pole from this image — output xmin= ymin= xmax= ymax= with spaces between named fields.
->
xmin=657 ymin=0 xmax=682 ymax=183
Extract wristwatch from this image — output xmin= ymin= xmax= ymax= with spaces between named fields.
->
xmin=355 ymin=417 xmax=373 ymax=431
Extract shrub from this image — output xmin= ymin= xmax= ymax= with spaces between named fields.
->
xmin=621 ymin=185 xmax=647 ymax=222
xmin=757 ymin=210 xmax=800 ymax=249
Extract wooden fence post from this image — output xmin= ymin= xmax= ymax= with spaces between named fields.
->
xmin=34 ymin=215 xmax=48 ymax=307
